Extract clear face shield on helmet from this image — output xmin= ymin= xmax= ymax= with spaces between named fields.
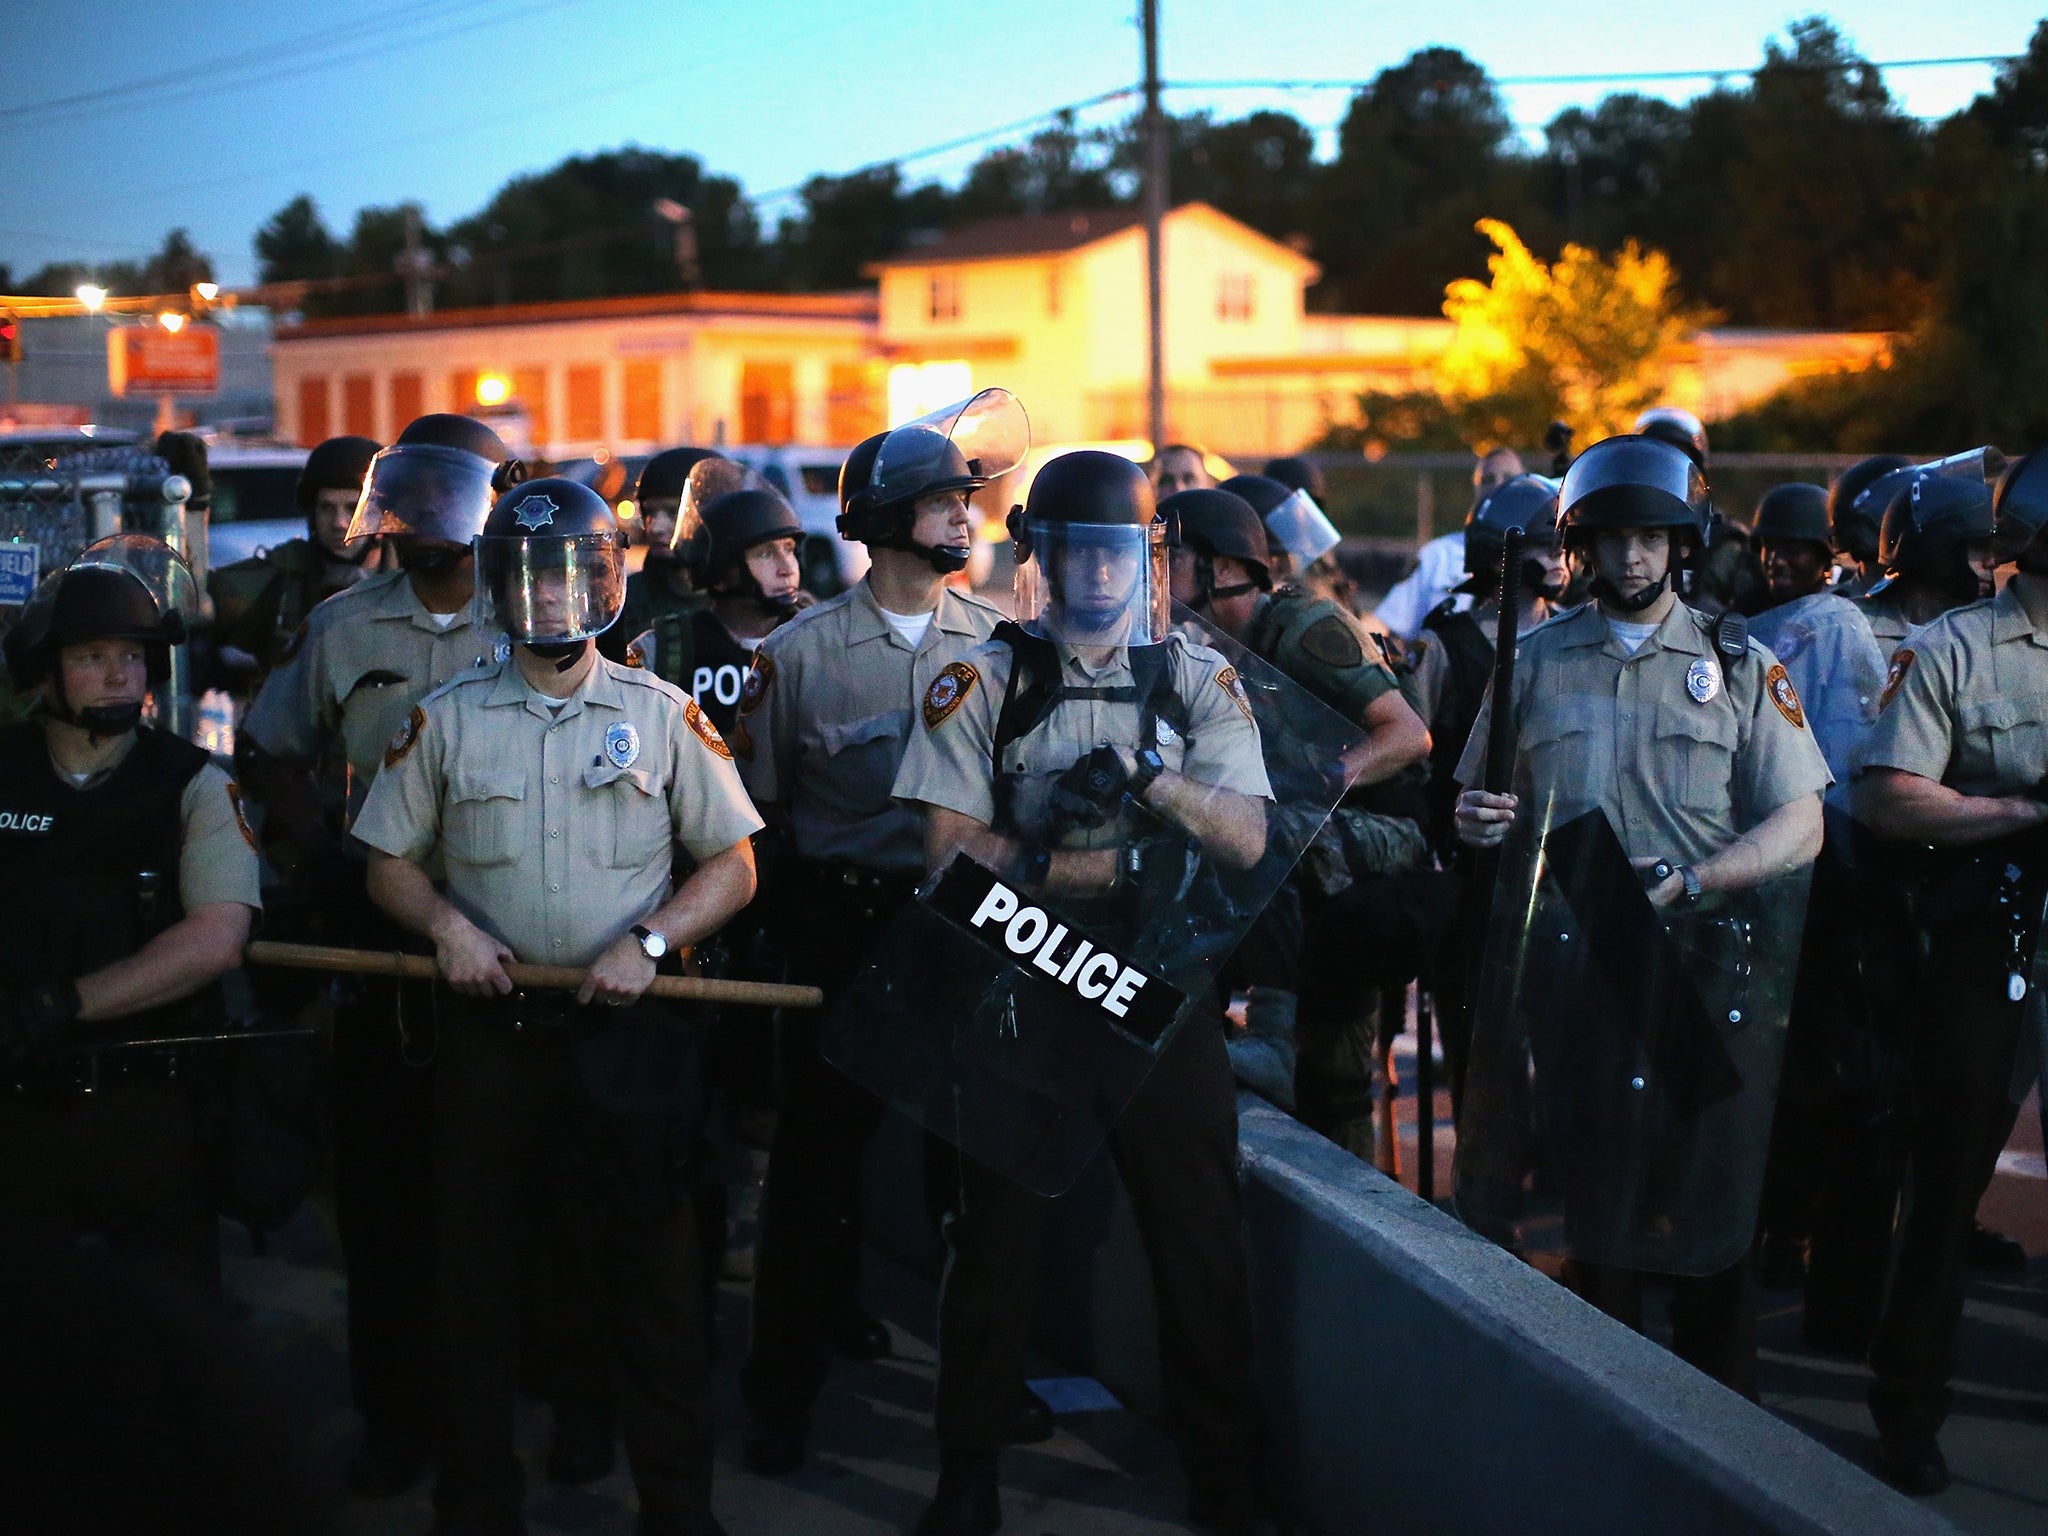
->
xmin=1014 ymin=519 xmax=1170 ymax=646
xmin=474 ymin=532 xmax=626 ymax=645
xmin=671 ymin=457 xmax=773 ymax=563
xmin=72 ymin=533 xmax=200 ymax=638
xmin=869 ymin=387 xmax=1030 ymax=509
xmin=1261 ymin=486 xmax=1342 ymax=568
xmin=347 ymin=442 xmax=500 ymax=545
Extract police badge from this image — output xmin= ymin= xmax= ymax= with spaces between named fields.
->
xmin=1685 ymin=655 xmax=1720 ymax=704
xmin=513 ymin=495 xmax=559 ymax=531
xmin=605 ymin=721 xmax=641 ymax=769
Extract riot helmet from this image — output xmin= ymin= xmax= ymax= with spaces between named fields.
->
xmin=474 ymin=478 xmax=624 ymax=657
xmin=1751 ymin=483 xmax=1831 ymax=549
xmin=298 ymin=435 xmax=382 ymax=513
xmin=1221 ymin=472 xmax=1340 ymax=571
xmin=1261 ymin=455 xmax=1328 ymax=504
xmin=1559 ymin=434 xmax=1709 ymax=613
xmin=350 ymin=414 xmax=520 ymax=568
xmin=1459 ymin=473 xmax=1562 ymax=598
xmin=1868 ymin=471 xmax=1995 ymax=600
xmin=1994 ymin=446 xmax=2048 ymax=565
xmin=702 ymin=486 xmax=805 ymax=618
xmin=1160 ymin=487 xmax=1273 ymax=609
xmin=4 ymin=535 xmax=198 ymax=736
xmin=1011 ymin=451 xmax=1167 ymax=645
xmin=840 ymin=388 xmax=1028 ymax=573
xmin=1830 ymin=455 xmax=1913 ymax=561
xmin=634 ymin=446 xmax=724 ymax=571
xmin=1632 ymin=406 xmax=1709 ymax=472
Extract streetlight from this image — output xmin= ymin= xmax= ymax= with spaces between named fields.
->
xmin=157 ymin=311 xmax=186 ymax=333
xmin=75 ymin=284 xmax=107 ymax=313
xmin=193 ymin=282 xmax=219 ymax=303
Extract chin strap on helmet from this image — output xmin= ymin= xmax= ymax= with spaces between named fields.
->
xmin=1589 ymin=571 xmax=1670 ymax=613
xmin=524 ymin=637 xmax=590 ymax=671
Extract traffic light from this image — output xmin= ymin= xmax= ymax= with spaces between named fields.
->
xmin=0 ymin=313 xmax=19 ymax=365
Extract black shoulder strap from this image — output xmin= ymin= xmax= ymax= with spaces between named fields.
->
xmin=990 ymin=621 xmax=1062 ymax=764
xmin=1714 ymin=610 xmax=1748 ymax=661
xmin=1128 ymin=641 xmax=1190 ymax=746
xmin=655 ymin=610 xmax=695 ymax=688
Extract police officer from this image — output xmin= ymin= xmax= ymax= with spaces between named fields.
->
xmin=1456 ymin=433 xmax=1828 ymax=1393
xmin=895 ymin=450 xmax=1271 ymax=1536
xmin=624 ymin=476 xmax=809 ymax=732
xmin=0 ymin=541 xmax=260 ymax=1287
xmin=1851 ymin=447 xmax=2048 ymax=1494
xmin=1220 ymin=471 xmax=1355 ymax=614
xmin=735 ymin=415 xmax=1013 ymax=1475
xmin=1375 ymin=447 xmax=1526 ymax=639
xmin=1164 ymin=486 xmax=1432 ymax=1154
xmin=1828 ymin=454 xmax=1913 ymax=601
xmin=1858 ymin=469 xmax=1998 ymax=648
xmin=208 ymin=434 xmax=385 ymax=687
xmin=602 ymin=446 xmax=723 ymax=663
xmin=239 ymin=411 xmax=519 ymax=1496
xmin=1150 ymin=441 xmax=1214 ymax=497
xmin=355 ymin=476 xmax=762 ymax=1536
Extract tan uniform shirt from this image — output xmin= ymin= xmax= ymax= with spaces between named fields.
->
xmin=242 ymin=569 xmax=505 ymax=816
xmin=1456 ymin=601 xmax=1830 ymax=866
xmin=1857 ymin=588 xmax=1914 ymax=649
xmin=176 ymin=760 xmax=265 ymax=911
xmin=894 ymin=629 xmax=1272 ymax=848
xmin=351 ymin=656 xmax=763 ymax=968
xmin=737 ymin=579 xmax=1004 ymax=873
xmin=1859 ymin=574 xmax=2048 ymax=798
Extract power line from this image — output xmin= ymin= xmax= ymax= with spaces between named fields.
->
xmin=1166 ymin=54 xmax=2017 ymax=94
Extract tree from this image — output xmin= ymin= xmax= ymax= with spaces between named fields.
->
xmin=1433 ymin=219 xmax=1709 ymax=447
xmin=141 ymin=228 xmax=213 ymax=294
xmin=255 ymin=195 xmax=342 ymax=285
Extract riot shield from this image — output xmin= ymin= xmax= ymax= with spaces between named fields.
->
xmin=1455 ymin=720 xmax=1812 ymax=1276
xmin=824 ymin=603 xmax=1361 ymax=1196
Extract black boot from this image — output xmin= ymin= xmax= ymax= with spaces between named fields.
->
xmin=915 ymin=1457 xmax=1002 ymax=1536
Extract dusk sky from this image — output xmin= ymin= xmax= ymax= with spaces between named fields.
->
xmin=2 ymin=0 xmax=2040 ymax=286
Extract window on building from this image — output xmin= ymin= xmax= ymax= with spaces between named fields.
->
xmin=512 ymin=365 xmax=549 ymax=448
xmin=622 ymin=360 xmax=663 ymax=442
xmin=565 ymin=364 xmax=604 ymax=443
xmin=451 ymin=368 xmax=480 ymax=414
xmin=827 ymin=361 xmax=882 ymax=443
xmin=389 ymin=371 xmax=424 ymax=430
xmin=1217 ymin=272 xmax=1255 ymax=322
xmin=928 ymin=274 xmax=961 ymax=322
xmin=342 ymin=374 xmax=375 ymax=437
xmin=297 ymin=376 xmax=330 ymax=447
xmin=739 ymin=360 xmax=795 ymax=445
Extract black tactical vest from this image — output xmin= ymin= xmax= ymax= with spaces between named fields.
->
xmin=0 ymin=722 xmax=215 ymax=1037
xmin=652 ymin=608 xmax=758 ymax=734
xmin=1421 ymin=601 xmax=1495 ymax=855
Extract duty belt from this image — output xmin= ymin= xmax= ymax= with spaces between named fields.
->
xmin=788 ymin=857 xmax=920 ymax=905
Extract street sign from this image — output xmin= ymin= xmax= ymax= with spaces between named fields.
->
xmin=0 ymin=542 xmax=38 ymax=606
xmin=107 ymin=325 xmax=220 ymax=397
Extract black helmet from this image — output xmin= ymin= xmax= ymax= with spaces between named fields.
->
xmin=843 ymin=390 xmax=1026 ymax=573
xmin=1463 ymin=473 xmax=1561 ymax=581
xmin=838 ymin=433 xmax=888 ymax=518
xmin=154 ymin=431 xmax=212 ymax=512
xmin=351 ymin=414 xmax=520 ymax=546
xmin=1869 ymin=472 xmax=1994 ymax=595
xmin=1218 ymin=473 xmax=1290 ymax=520
xmin=1261 ymin=455 xmax=1327 ymax=503
xmin=297 ymin=435 xmax=381 ymax=513
xmin=1829 ymin=454 xmax=1912 ymax=555
xmin=1994 ymin=446 xmax=2048 ymax=563
xmin=1632 ymin=407 xmax=1709 ymax=472
xmin=1751 ymin=482 xmax=1832 ymax=548
xmin=1559 ymin=434 xmax=1708 ymax=537
xmin=634 ymin=446 xmax=723 ymax=505
xmin=702 ymin=488 xmax=802 ymax=574
xmin=1160 ymin=487 xmax=1273 ymax=598
xmin=1220 ymin=471 xmax=1340 ymax=569
xmin=1014 ymin=452 xmax=1167 ymax=645
xmin=475 ymin=478 xmax=625 ymax=645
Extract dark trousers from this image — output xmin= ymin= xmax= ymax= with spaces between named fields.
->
xmin=1566 ymin=1257 xmax=1758 ymax=1396
xmin=740 ymin=862 xmax=909 ymax=1431
xmin=433 ymin=1004 xmax=715 ymax=1535
xmin=332 ymin=975 xmax=438 ymax=1445
xmin=1868 ymin=939 xmax=2027 ymax=1443
xmin=933 ymin=1016 xmax=1262 ymax=1498
xmin=0 ymin=1074 xmax=218 ymax=1294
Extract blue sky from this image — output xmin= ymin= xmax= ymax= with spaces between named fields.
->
xmin=0 ymin=0 xmax=2039 ymax=286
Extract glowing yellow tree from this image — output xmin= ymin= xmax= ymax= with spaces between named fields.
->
xmin=1434 ymin=219 xmax=1709 ymax=449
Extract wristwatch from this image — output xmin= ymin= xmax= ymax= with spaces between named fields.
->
xmin=631 ymin=923 xmax=668 ymax=960
xmin=1129 ymin=746 xmax=1166 ymax=800
xmin=1676 ymin=866 xmax=1704 ymax=907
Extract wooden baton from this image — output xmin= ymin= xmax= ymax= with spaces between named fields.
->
xmin=244 ymin=940 xmax=823 ymax=1011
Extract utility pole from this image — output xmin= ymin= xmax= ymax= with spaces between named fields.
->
xmin=398 ymin=205 xmax=433 ymax=318
xmin=1141 ymin=0 xmax=1166 ymax=455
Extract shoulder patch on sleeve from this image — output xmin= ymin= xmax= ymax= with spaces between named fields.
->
xmin=682 ymin=696 xmax=734 ymax=760
xmin=1765 ymin=663 xmax=1807 ymax=729
xmin=1215 ymin=664 xmax=1257 ymax=726
xmin=923 ymin=661 xmax=978 ymax=729
xmin=623 ymin=634 xmax=648 ymax=669
xmin=383 ymin=704 xmax=427 ymax=768
xmin=225 ymin=781 xmax=258 ymax=850
xmin=740 ymin=650 xmax=775 ymax=716
xmin=1299 ymin=613 xmax=1364 ymax=669
xmin=1879 ymin=647 xmax=1915 ymax=712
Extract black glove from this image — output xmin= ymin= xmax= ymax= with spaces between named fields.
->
xmin=1046 ymin=746 xmax=1132 ymax=834
xmin=0 ymin=979 xmax=80 ymax=1061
